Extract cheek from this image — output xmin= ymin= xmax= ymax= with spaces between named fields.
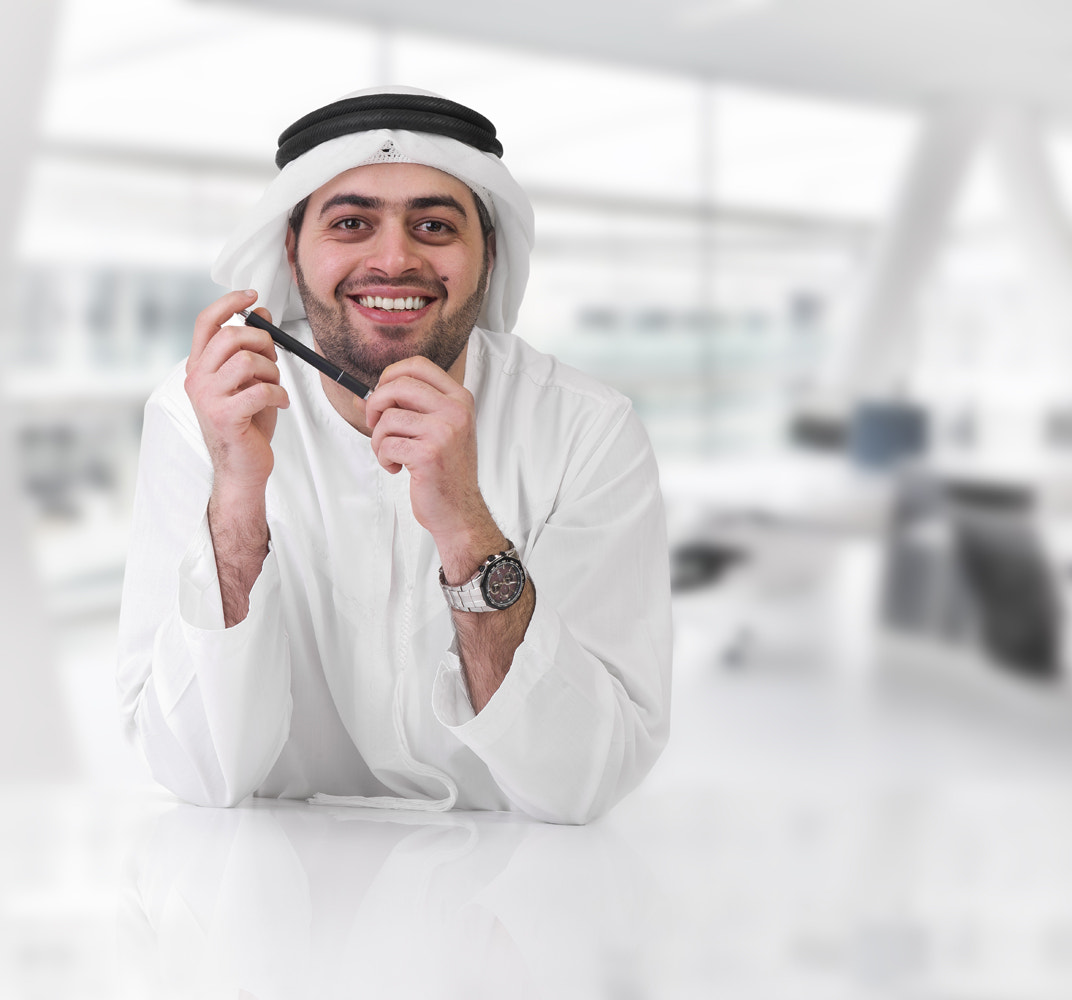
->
xmin=304 ymin=245 xmax=358 ymax=290
xmin=438 ymin=248 xmax=485 ymax=293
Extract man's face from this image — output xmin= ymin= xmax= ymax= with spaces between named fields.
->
xmin=286 ymin=162 xmax=492 ymax=389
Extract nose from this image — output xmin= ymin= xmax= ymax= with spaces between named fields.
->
xmin=363 ymin=221 xmax=422 ymax=277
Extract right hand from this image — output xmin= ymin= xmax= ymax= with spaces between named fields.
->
xmin=184 ymin=289 xmax=290 ymax=494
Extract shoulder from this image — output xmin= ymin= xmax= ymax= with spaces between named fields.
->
xmin=467 ymin=327 xmax=632 ymax=424
xmin=466 ymin=328 xmax=656 ymax=508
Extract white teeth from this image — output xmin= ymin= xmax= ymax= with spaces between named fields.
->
xmin=358 ymin=295 xmax=427 ymax=311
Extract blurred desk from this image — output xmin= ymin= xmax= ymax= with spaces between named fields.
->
xmin=661 ymin=451 xmax=893 ymax=539
xmin=663 ymin=452 xmax=891 ymax=678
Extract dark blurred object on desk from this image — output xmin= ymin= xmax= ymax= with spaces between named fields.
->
xmin=671 ymin=541 xmax=748 ymax=593
xmin=788 ymin=410 xmax=848 ymax=452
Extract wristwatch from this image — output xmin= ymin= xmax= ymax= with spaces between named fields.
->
xmin=439 ymin=543 xmax=527 ymax=612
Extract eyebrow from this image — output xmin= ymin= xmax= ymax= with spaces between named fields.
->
xmin=317 ymin=192 xmax=470 ymax=219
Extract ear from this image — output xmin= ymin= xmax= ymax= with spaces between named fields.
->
xmin=484 ymin=230 xmax=496 ymax=292
xmin=285 ymin=225 xmax=298 ymax=282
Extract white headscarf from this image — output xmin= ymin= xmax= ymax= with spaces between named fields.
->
xmin=212 ymin=87 xmax=535 ymax=334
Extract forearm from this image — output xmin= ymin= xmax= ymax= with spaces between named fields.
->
xmin=451 ymin=577 xmax=535 ymax=712
xmin=437 ymin=515 xmax=535 ymax=712
xmin=435 ymin=594 xmax=670 ymax=824
xmin=119 ymin=433 xmax=290 ymax=805
xmin=207 ymin=482 xmax=270 ymax=628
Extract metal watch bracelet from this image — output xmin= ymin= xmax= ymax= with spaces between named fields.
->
xmin=439 ymin=544 xmax=524 ymax=612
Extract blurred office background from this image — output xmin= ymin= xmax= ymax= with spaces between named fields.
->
xmin=10 ymin=0 xmax=1072 ymax=995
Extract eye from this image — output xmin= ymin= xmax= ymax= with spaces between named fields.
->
xmin=334 ymin=217 xmax=368 ymax=231
xmin=416 ymin=219 xmax=455 ymax=236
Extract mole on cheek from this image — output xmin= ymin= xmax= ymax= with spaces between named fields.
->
xmin=441 ymin=276 xmax=449 ymax=282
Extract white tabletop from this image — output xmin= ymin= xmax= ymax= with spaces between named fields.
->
xmin=8 ymin=541 xmax=1072 ymax=997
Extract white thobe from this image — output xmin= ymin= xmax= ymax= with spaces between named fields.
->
xmin=117 ymin=324 xmax=672 ymax=823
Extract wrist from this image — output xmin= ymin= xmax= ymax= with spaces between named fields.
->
xmin=440 ymin=541 xmax=527 ymax=613
xmin=208 ymin=480 xmax=269 ymax=551
xmin=437 ymin=525 xmax=510 ymax=586
xmin=210 ymin=476 xmax=268 ymax=514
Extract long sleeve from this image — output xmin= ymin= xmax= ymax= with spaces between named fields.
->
xmin=118 ymin=330 xmax=671 ymax=821
xmin=117 ymin=366 xmax=293 ymax=806
xmin=432 ymin=389 xmax=673 ymax=824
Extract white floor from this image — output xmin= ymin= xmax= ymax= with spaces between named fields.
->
xmin=7 ymin=542 xmax=1072 ymax=998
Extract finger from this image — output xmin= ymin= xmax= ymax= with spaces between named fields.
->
xmin=372 ymin=432 xmax=425 ymax=475
xmin=217 ymin=348 xmax=285 ymax=395
xmin=369 ymin=356 xmax=460 ymax=429
xmin=250 ymin=307 xmax=280 ymax=363
xmin=185 ymin=340 xmax=287 ymax=425
xmin=197 ymin=380 xmax=290 ymax=430
xmin=366 ymin=374 xmax=471 ymax=432
xmin=227 ymin=381 xmax=290 ymax=420
xmin=189 ymin=289 xmax=262 ymax=367
xmin=368 ymin=405 xmax=430 ymax=454
xmin=194 ymin=325 xmax=278 ymax=379
xmin=376 ymin=355 xmax=458 ymax=394
xmin=365 ymin=376 xmax=438 ymax=428
xmin=371 ymin=412 xmax=473 ymax=484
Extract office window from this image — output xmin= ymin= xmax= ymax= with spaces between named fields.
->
xmin=13 ymin=0 xmax=925 ymax=611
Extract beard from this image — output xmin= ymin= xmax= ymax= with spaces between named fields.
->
xmin=293 ymin=253 xmax=490 ymax=390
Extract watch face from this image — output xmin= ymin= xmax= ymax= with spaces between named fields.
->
xmin=481 ymin=556 xmax=526 ymax=609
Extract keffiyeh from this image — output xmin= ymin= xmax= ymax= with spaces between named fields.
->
xmin=212 ymin=86 xmax=535 ymax=334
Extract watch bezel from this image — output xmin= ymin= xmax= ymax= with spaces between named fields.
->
xmin=479 ymin=554 xmax=527 ymax=610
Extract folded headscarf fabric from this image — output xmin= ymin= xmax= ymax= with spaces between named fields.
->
xmin=275 ymin=91 xmax=505 ymax=166
xmin=212 ymin=86 xmax=535 ymax=334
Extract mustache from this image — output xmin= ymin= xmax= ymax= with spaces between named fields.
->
xmin=338 ymin=276 xmax=446 ymax=297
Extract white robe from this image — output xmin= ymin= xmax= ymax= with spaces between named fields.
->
xmin=117 ymin=324 xmax=672 ymax=823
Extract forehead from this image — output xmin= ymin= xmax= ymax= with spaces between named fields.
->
xmin=306 ymin=161 xmax=477 ymax=211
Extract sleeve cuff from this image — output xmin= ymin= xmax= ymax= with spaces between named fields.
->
xmin=431 ymin=594 xmax=561 ymax=747
xmin=152 ymin=511 xmax=282 ymax=718
xmin=177 ymin=511 xmax=226 ymax=631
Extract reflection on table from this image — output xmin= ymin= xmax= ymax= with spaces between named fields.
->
xmin=9 ymin=771 xmax=1072 ymax=998
xmin=120 ymin=798 xmax=650 ymax=1000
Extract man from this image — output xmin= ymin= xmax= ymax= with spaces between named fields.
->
xmin=117 ymin=88 xmax=672 ymax=823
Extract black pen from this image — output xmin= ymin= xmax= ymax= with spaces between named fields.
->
xmin=238 ymin=308 xmax=374 ymax=400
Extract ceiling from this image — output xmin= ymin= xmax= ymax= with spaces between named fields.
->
xmin=208 ymin=0 xmax=1072 ymax=112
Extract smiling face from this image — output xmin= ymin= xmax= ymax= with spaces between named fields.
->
xmin=286 ymin=161 xmax=493 ymax=391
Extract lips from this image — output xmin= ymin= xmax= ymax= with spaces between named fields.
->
xmin=343 ymin=290 xmax=437 ymax=328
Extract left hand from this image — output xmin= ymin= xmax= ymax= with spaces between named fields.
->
xmin=364 ymin=357 xmax=502 ymax=569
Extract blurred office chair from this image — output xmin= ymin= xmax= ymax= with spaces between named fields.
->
xmin=947 ymin=483 xmax=1062 ymax=680
xmin=881 ymin=470 xmax=975 ymax=642
xmin=882 ymin=471 xmax=1063 ymax=681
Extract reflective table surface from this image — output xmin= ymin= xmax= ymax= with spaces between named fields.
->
xmin=9 ymin=540 xmax=1072 ymax=997
xmin=11 ymin=771 xmax=1072 ymax=998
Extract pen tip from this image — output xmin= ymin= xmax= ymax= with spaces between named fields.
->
xmin=237 ymin=308 xmax=251 ymax=319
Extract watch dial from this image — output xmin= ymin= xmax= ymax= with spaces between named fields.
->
xmin=483 ymin=558 xmax=525 ymax=609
